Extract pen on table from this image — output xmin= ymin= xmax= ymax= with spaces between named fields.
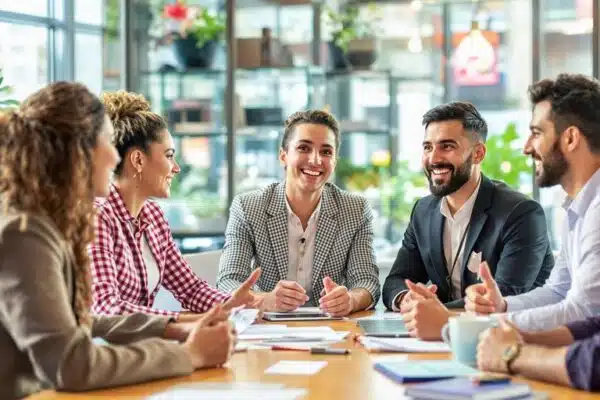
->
xmin=310 ymin=347 xmax=350 ymax=355
xmin=270 ymin=345 xmax=310 ymax=351
xmin=364 ymin=333 xmax=410 ymax=338
xmin=268 ymin=346 xmax=351 ymax=354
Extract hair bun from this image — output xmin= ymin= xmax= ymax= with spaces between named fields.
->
xmin=101 ymin=90 xmax=151 ymax=122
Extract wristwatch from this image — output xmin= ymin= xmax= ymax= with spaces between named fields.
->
xmin=501 ymin=343 xmax=522 ymax=375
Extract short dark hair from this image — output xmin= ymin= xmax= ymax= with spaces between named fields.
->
xmin=422 ymin=101 xmax=488 ymax=142
xmin=282 ymin=109 xmax=341 ymax=151
xmin=528 ymin=73 xmax=600 ymax=154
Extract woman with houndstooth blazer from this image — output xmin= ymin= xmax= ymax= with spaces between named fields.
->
xmin=216 ymin=110 xmax=381 ymax=317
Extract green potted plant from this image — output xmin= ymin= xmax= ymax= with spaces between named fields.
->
xmin=324 ymin=3 xmax=381 ymax=70
xmin=158 ymin=0 xmax=225 ymax=69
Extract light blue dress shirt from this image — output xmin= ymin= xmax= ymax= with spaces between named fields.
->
xmin=505 ymin=168 xmax=600 ymax=331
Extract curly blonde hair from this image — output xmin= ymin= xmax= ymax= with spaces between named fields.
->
xmin=0 ymin=81 xmax=106 ymax=326
xmin=101 ymin=90 xmax=167 ymax=176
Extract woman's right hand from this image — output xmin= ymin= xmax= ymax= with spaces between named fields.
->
xmin=181 ymin=305 xmax=237 ymax=369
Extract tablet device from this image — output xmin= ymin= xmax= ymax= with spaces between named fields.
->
xmin=358 ymin=319 xmax=410 ymax=337
xmin=262 ymin=311 xmax=343 ymax=321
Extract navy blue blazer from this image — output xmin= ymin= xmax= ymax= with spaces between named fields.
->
xmin=382 ymin=175 xmax=555 ymax=309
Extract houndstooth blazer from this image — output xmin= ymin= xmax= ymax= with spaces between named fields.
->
xmin=216 ymin=181 xmax=381 ymax=306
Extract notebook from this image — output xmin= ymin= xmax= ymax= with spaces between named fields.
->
xmin=405 ymin=377 xmax=532 ymax=400
xmin=373 ymin=360 xmax=479 ymax=383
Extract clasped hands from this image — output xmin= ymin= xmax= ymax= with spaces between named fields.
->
xmin=259 ymin=276 xmax=355 ymax=317
xmin=399 ymin=279 xmax=450 ymax=340
xmin=401 ymin=262 xmax=508 ymax=340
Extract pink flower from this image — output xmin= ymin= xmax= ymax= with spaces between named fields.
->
xmin=164 ymin=1 xmax=188 ymax=21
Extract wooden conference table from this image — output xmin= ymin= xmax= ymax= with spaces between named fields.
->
xmin=29 ymin=311 xmax=599 ymax=400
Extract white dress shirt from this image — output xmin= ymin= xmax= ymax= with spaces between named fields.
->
xmin=440 ymin=177 xmax=481 ymax=300
xmin=505 ymin=168 xmax=600 ymax=331
xmin=285 ymin=198 xmax=321 ymax=292
xmin=130 ymin=221 xmax=160 ymax=297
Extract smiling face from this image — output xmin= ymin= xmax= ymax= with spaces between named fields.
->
xmin=524 ymin=100 xmax=569 ymax=188
xmin=279 ymin=123 xmax=337 ymax=195
xmin=422 ymin=119 xmax=483 ymax=197
xmin=137 ymin=130 xmax=180 ymax=198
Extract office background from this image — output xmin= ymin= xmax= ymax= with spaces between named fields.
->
xmin=0 ymin=0 xmax=598 ymax=267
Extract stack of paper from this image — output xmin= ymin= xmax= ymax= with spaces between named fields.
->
xmin=238 ymin=324 xmax=350 ymax=350
xmin=359 ymin=336 xmax=450 ymax=353
xmin=147 ymin=383 xmax=306 ymax=400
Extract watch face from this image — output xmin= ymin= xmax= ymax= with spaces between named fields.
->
xmin=502 ymin=344 xmax=518 ymax=362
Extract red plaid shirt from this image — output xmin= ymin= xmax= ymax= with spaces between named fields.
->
xmin=89 ymin=185 xmax=230 ymax=317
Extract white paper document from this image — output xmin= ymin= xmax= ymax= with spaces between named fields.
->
xmin=239 ymin=325 xmax=344 ymax=341
xmin=147 ymin=382 xmax=306 ymax=400
xmin=359 ymin=337 xmax=451 ymax=353
xmin=354 ymin=313 xmax=404 ymax=321
xmin=265 ymin=360 xmax=328 ymax=376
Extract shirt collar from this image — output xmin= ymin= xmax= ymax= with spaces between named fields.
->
xmin=563 ymin=168 xmax=600 ymax=229
xmin=108 ymin=184 xmax=154 ymax=229
xmin=440 ymin=175 xmax=482 ymax=222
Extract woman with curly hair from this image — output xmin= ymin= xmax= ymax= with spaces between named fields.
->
xmin=89 ymin=90 xmax=260 ymax=319
xmin=0 ymin=82 xmax=237 ymax=399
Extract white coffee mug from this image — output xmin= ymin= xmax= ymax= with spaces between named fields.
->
xmin=441 ymin=314 xmax=497 ymax=366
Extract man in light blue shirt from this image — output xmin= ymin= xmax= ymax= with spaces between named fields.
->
xmin=465 ymin=73 xmax=600 ymax=331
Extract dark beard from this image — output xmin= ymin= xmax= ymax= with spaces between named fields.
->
xmin=426 ymin=154 xmax=473 ymax=197
xmin=536 ymin=140 xmax=568 ymax=188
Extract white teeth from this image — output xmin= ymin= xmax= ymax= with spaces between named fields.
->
xmin=432 ymin=169 xmax=450 ymax=175
xmin=303 ymin=170 xmax=321 ymax=176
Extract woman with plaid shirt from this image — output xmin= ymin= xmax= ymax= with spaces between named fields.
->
xmin=89 ymin=91 xmax=260 ymax=320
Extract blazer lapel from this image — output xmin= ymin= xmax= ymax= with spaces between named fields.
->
xmin=460 ymin=176 xmax=493 ymax=290
xmin=429 ymin=200 xmax=450 ymax=294
xmin=266 ymin=182 xmax=289 ymax=281
xmin=311 ymin=186 xmax=338 ymax=293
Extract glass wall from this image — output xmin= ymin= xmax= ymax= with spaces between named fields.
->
xmin=539 ymin=0 xmax=594 ymax=248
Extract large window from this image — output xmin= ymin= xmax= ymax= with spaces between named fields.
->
xmin=0 ymin=0 xmax=120 ymax=102
xmin=0 ymin=23 xmax=48 ymax=101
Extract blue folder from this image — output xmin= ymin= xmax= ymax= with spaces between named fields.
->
xmin=373 ymin=360 xmax=479 ymax=383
